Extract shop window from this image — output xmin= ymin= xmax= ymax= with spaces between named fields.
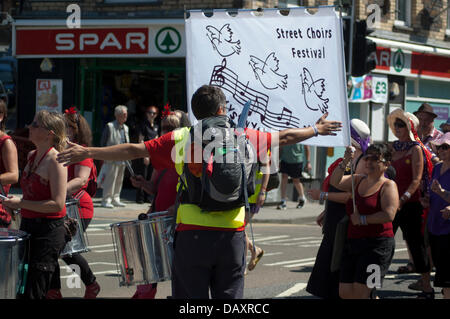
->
xmin=395 ymin=0 xmax=411 ymax=27
xmin=419 ymin=79 xmax=450 ymax=100
xmin=278 ymin=0 xmax=305 ymax=7
xmin=103 ymin=0 xmax=159 ymax=3
xmin=406 ymin=79 xmax=416 ymax=97
xmin=447 ymin=5 xmax=450 ymax=34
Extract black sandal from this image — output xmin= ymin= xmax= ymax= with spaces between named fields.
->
xmin=397 ymin=262 xmax=415 ymax=274
xmin=417 ymin=289 xmax=435 ymax=299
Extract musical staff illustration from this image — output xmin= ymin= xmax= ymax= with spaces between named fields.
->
xmin=209 ymin=59 xmax=300 ymax=130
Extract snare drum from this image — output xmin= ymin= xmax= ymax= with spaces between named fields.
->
xmin=0 ymin=228 xmax=30 ymax=299
xmin=110 ymin=211 xmax=174 ymax=286
xmin=60 ymin=199 xmax=89 ymax=257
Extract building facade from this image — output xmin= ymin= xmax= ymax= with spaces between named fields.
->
xmin=9 ymin=0 xmax=450 ymax=183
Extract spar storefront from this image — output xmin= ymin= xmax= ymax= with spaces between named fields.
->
xmin=325 ymin=38 xmax=450 ymax=169
xmin=13 ymin=19 xmax=186 ymax=142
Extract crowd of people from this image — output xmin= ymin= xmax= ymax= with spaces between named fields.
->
xmin=306 ymin=103 xmax=450 ymax=300
xmin=1 ymin=87 xmax=448 ymax=300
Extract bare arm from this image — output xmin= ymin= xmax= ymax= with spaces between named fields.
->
xmin=0 ymin=139 xmax=19 ymax=186
xmin=307 ymin=188 xmax=351 ymax=204
xmin=273 ymin=113 xmax=342 ymax=147
xmin=57 ymin=141 xmax=149 ymax=166
xmin=67 ymin=164 xmax=91 ymax=196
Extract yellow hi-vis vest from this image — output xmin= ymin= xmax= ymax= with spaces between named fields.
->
xmin=173 ymin=127 xmax=246 ymax=228
xmin=248 ymin=170 xmax=263 ymax=204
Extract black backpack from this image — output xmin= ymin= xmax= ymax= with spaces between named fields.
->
xmin=179 ymin=115 xmax=257 ymax=212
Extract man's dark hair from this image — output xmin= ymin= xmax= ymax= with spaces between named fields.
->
xmin=191 ymin=85 xmax=226 ymax=120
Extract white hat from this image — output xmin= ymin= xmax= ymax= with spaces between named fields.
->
xmin=350 ymin=118 xmax=371 ymax=151
xmin=387 ymin=108 xmax=419 ymax=141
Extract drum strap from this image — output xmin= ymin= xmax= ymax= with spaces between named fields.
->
xmin=72 ymin=190 xmax=85 ymax=201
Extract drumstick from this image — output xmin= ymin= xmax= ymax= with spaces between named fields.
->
xmin=125 ymin=161 xmax=135 ymax=177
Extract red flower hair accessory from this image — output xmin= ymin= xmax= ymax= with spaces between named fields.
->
xmin=65 ymin=106 xmax=77 ymax=115
xmin=161 ymin=103 xmax=174 ymax=118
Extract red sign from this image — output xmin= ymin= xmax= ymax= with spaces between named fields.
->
xmin=411 ymin=52 xmax=450 ymax=79
xmin=374 ymin=47 xmax=391 ymax=71
xmin=16 ymin=28 xmax=149 ymax=56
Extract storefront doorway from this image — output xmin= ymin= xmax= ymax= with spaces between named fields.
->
xmin=78 ymin=58 xmax=186 ymax=144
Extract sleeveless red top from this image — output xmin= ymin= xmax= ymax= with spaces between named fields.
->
xmin=346 ymin=179 xmax=394 ymax=239
xmin=20 ymin=149 xmax=66 ymax=219
xmin=0 ymin=135 xmax=13 ymax=224
xmin=391 ymin=154 xmax=420 ymax=202
xmin=68 ymin=158 xmax=94 ymax=219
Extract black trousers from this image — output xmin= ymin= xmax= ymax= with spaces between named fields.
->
xmin=393 ymin=202 xmax=431 ymax=273
xmin=49 ymin=218 xmax=96 ymax=289
xmin=19 ymin=217 xmax=68 ymax=299
xmin=171 ymin=230 xmax=246 ymax=299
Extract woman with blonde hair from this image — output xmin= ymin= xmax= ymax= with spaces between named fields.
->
xmin=3 ymin=110 xmax=69 ymax=299
xmin=0 ymin=99 xmax=19 ymax=228
xmin=45 ymin=107 xmax=100 ymax=299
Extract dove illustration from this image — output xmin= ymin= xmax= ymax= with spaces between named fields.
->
xmin=206 ymin=24 xmax=241 ymax=57
xmin=301 ymin=67 xmax=329 ymax=114
xmin=248 ymin=52 xmax=288 ymax=90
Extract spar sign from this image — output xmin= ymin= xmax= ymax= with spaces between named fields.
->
xmin=185 ymin=7 xmax=350 ymax=147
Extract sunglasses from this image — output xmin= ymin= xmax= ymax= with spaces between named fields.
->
xmin=363 ymin=154 xmax=386 ymax=163
xmin=147 ymin=111 xmax=157 ymax=115
xmin=394 ymin=121 xmax=406 ymax=128
xmin=437 ymin=144 xmax=450 ymax=151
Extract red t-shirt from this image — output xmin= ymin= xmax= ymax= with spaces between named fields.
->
xmin=153 ymin=168 xmax=179 ymax=212
xmin=346 ymin=179 xmax=394 ymax=239
xmin=68 ymin=158 xmax=94 ymax=219
xmin=144 ymin=128 xmax=272 ymax=231
xmin=20 ymin=151 xmax=66 ymax=219
xmin=0 ymin=135 xmax=13 ymax=225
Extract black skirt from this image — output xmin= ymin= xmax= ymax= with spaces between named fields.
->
xmin=306 ymin=185 xmax=347 ymax=299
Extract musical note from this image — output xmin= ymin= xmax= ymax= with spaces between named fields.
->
xmin=210 ymin=58 xmax=227 ymax=87
xmin=277 ymin=107 xmax=293 ymax=126
xmin=208 ymin=61 xmax=301 ymax=130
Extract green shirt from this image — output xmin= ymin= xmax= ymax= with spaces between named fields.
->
xmin=280 ymin=143 xmax=304 ymax=164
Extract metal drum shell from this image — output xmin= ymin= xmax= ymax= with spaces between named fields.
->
xmin=0 ymin=228 xmax=30 ymax=299
xmin=60 ymin=199 xmax=90 ymax=257
xmin=110 ymin=212 xmax=174 ymax=287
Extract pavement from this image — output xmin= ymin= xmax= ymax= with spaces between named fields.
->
xmin=9 ymin=184 xmax=322 ymax=225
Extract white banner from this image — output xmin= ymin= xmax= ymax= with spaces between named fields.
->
xmin=185 ymin=7 xmax=350 ymax=147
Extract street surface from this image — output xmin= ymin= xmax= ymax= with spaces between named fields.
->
xmin=58 ymin=219 xmax=440 ymax=299
xmin=9 ymin=187 xmax=443 ymax=300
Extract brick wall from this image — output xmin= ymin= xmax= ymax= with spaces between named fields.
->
xmin=356 ymin=0 xmax=450 ymax=43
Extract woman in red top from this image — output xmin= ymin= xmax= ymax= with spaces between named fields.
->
xmin=387 ymin=109 xmax=434 ymax=298
xmin=129 ymin=109 xmax=188 ymax=299
xmin=330 ymin=143 xmax=399 ymax=299
xmin=46 ymin=107 xmax=101 ymax=299
xmin=3 ymin=110 xmax=68 ymax=299
xmin=0 ymin=100 xmax=19 ymax=227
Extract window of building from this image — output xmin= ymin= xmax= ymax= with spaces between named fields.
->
xmin=278 ymin=0 xmax=304 ymax=7
xmin=395 ymin=0 xmax=411 ymax=27
xmin=103 ymin=0 xmax=159 ymax=3
xmin=447 ymin=5 xmax=450 ymax=32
